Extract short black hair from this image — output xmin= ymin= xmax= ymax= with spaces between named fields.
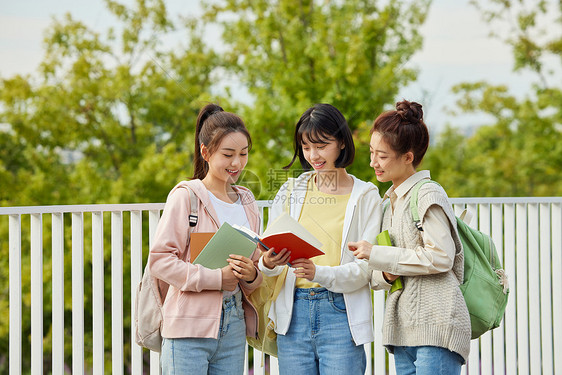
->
xmin=285 ymin=103 xmax=355 ymax=170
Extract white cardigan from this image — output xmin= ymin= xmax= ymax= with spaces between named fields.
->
xmin=258 ymin=171 xmax=384 ymax=345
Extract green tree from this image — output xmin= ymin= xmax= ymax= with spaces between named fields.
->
xmin=0 ymin=0 xmax=434 ymax=371
xmin=424 ymin=0 xmax=561 ymax=197
xmin=0 ymin=0 xmax=222 ymax=371
xmin=203 ymin=0 xmax=431 ymax=193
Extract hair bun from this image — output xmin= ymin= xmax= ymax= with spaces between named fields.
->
xmin=396 ymin=100 xmax=423 ymax=124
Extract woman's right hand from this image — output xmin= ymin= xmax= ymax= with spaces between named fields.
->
xmin=262 ymin=247 xmax=291 ymax=269
xmin=221 ymin=265 xmax=238 ymax=291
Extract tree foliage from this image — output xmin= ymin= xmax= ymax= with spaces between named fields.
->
xmin=424 ymin=0 xmax=561 ymax=197
xmin=0 ymin=0 xmax=431 ymax=371
xmin=202 ymin=0 xmax=430 ymax=191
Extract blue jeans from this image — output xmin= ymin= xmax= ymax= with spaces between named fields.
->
xmin=393 ymin=346 xmax=464 ymax=375
xmin=277 ymin=288 xmax=366 ymax=375
xmin=160 ymin=292 xmax=246 ymax=375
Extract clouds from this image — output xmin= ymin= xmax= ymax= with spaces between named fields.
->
xmin=413 ymin=2 xmax=512 ymax=66
xmin=0 ymin=15 xmax=51 ymax=76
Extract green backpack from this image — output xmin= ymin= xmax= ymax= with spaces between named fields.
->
xmin=410 ymin=180 xmax=509 ymax=339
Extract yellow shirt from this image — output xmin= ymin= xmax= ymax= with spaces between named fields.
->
xmin=295 ymin=178 xmax=350 ymax=288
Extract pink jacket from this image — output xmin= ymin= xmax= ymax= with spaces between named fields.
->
xmin=148 ymin=179 xmax=263 ymax=339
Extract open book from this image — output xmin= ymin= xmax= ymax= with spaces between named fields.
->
xmin=190 ymin=212 xmax=324 ymax=269
xmin=191 ymin=223 xmax=258 ymax=269
xmin=233 ymin=212 xmax=324 ymax=265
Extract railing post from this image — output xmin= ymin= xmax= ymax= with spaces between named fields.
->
xmin=112 ymin=211 xmax=124 ymax=375
xmin=466 ymin=203 xmax=480 ymax=375
xmin=148 ymin=210 xmax=161 ymax=375
xmin=31 ymin=213 xmax=43 ymax=375
xmin=539 ymin=203 xmax=553 ymax=373
xmin=491 ymin=203 xmax=505 ymax=374
xmin=528 ymin=203 xmax=541 ymax=374
xmin=92 ymin=212 xmax=104 ymax=375
xmin=553 ymin=202 xmax=562 ymax=375
xmin=516 ymin=203 xmax=530 ymax=371
xmin=503 ymin=204 xmax=517 ymax=374
xmin=478 ymin=204 xmax=493 ymax=374
xmin=9 ymin=214 xmax=22 ymax=375
xmin=130 ymin=211 xmax=143 ymax=375
xmin=72 ymin=212 xmax=85 ymax=375
xmin=52 ymin=213 xmax=64 ymax=374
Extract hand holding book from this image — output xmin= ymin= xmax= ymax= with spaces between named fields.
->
xmin=347 ymin=230 xmax=402 ymax=292
xmin=239 ymin=212 xmax=325 ymax=267
xmin=190 ymin=212 xmax=323 ymax=270
xmin=291 ymin=258 xmax=316 ymax=280
xmin=261 ymin=246 xmax=292 ymax=269
xmin=227 ymin=254 xmax=258 ymax=282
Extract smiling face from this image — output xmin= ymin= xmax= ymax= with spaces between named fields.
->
xmin=369 ymin=131 xmax=415 ymax=187
xmin=301 ymin=134 xmax=344 ymax=171
xmin=201 ymin=131 xmax=249 ymax=185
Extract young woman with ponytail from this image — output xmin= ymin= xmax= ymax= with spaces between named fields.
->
xmin=348 ymin=100 xmax=471 ymax=374
xmin=149 ymin=103 xmax=262 ymax=375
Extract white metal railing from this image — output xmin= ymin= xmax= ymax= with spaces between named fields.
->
xmin=1 ymin=197 xmax=561 ymax=374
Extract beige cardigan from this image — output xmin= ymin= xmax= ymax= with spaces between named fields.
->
xmin=368 ymin=171 xmax=471 ymax=362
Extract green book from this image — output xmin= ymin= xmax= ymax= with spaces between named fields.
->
xmin=376 ymin=230 xmax=392 ymax=246
xmin=376 ymin=230 xmax=403 ymax=293
xmin=192 ymin=222 xmax=257 ymax=269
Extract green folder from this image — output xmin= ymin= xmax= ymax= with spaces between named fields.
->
xmin=376 ymin=230 xmax=403 ymax=293
xmin=192 ymin=222 xmax=257 ymax=269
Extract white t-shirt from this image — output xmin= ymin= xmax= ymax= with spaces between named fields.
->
xmin=207 ymin=191 xmax=250 ymax=228
xmin=207 ymin=191 xmax=250 ymax=297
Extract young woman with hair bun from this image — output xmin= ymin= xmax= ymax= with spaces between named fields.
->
xmin=149 ymin=103 xmax=262 ymax=375
xmin=348 ymin=100 xmax=471 ymax=374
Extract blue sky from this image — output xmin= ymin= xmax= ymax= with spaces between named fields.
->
xmin=0 ymin=0 xmax=541 ymax=134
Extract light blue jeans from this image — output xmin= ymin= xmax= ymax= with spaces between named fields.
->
xmin=393 ymin=345 xmax=464 ymax=375
xmin=160 ymin=292 xmax=246 ymax=375
xmin=277 ymin=287 xmax=366 ymax=375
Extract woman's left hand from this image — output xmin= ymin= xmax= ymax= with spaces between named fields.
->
xmin=291 ymin=258 xmax=316 ymax=281
xmin=228 ymin=254 xmax=258 ymax=282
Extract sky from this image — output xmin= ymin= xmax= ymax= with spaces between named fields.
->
xmin=0 ymin=0 xmax=543 ymax=135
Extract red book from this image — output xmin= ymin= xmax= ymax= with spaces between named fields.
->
xmin=233 ymin=212 xmax=324 ymax=265
xmin=260 ymin=232 xmax=324 ymax=264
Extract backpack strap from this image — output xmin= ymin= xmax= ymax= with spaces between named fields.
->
xmin=186 ymin=186 xmax=198 ymax=229
xmin=382 ymin=198 xmax=390 ymax=216
xmin=409 ymin=179 xmax=440 ymax=231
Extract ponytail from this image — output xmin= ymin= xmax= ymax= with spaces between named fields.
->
xmin=191 ymin=103 xmax=251 ymax=180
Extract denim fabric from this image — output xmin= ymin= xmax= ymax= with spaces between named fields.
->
xmin=160 ymin=292 xmax=246 ymax=375
xmin=277 ymin=288 xmax=366 ymax=375
xmin=393 ymin=345 xmax=464 ymax=375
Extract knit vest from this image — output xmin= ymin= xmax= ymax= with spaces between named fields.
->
xmin=381 ymin=182 xmax=471 ymax=362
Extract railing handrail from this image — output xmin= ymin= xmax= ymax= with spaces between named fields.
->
xmin=0 ymin=203 xmax=165 ymax=215
xmin=1 ymin=196 xmax=561 ymax=216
